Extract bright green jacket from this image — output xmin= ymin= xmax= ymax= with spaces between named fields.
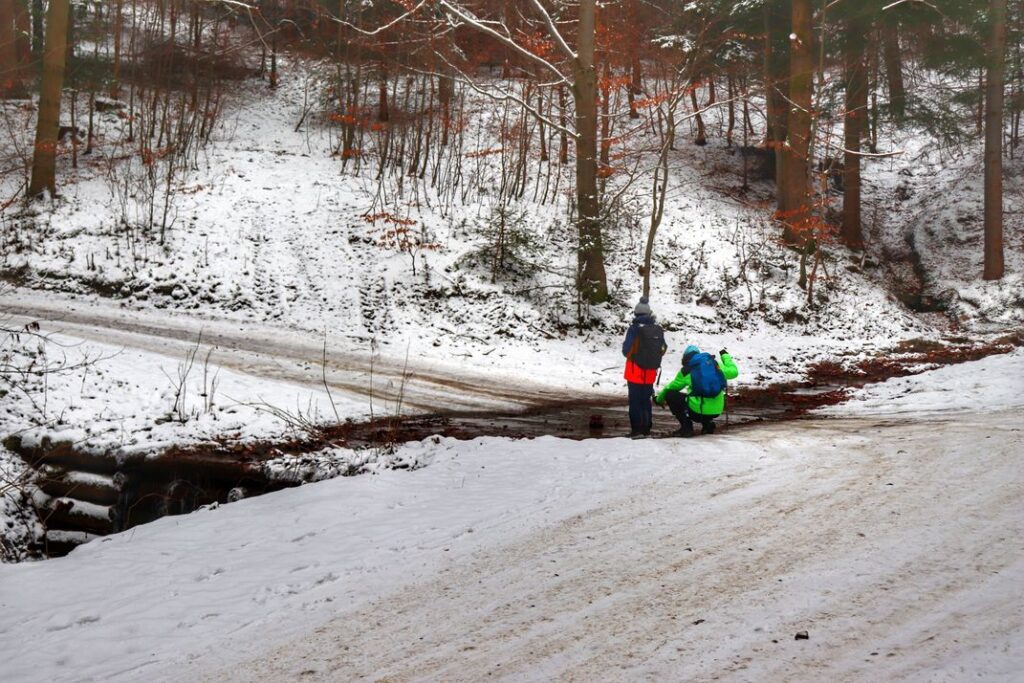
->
xmin=656 ymin=353 xmax=739 ymax=416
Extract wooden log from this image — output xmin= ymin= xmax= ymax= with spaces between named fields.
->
xmin=36 ymin=468 xmax=123 ymax=507
xmin=37 ymin=497 xmax=116 ymax=535
xmin=6 ymin=435 xmax=120 ymax=475
xmin=43 ymin=529 xmax=101 ymax=556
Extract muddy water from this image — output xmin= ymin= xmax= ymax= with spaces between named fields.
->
xmin=323 ymin=383 xmax=850 ymax=445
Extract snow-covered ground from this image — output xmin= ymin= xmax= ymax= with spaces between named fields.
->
xmin=1 ymin=350 xmax=1020 ymax=682
xmin=863 ymin=87 xmax=1024 ymax=330
xmin=0 ymin=326 xmax=365 ymax=459
xmin=821 ymin=347 xmax=1024 ymax=416
xmin=4 ymin=59 xmax=983 ymax=392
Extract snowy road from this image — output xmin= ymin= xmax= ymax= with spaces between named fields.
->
xmin=209 ymin=412 xmax=1024 ymax=682
xmin=1 ymin=316 xmax=1021 ymax=682
xmin=0 ymin=288 xmax=578 ymax=414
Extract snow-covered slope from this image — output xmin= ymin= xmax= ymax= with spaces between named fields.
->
xmin=2 ymin=60 xmax=963 ymax=387
xmin=0 ymin=447 xmax=39 ymax=563
xmin=0 ymin=351 xmax=1021 ymax=682
xmin=820 ymin=347 xmax=1024 ymax=415
xmin=863 ymin=128 xmax=1024 ymax=330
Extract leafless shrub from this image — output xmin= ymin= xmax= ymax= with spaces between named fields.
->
xmin=245 ymin=395 xmax=329 ymax=439
xmin=201 ymin=347 xmax=220 ymax=415
xmin=161 ymin=332 xmax=218 ymax=423
xmin=0 ymin=285 xmax=115 ymax=562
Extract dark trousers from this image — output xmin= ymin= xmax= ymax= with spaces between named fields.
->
xmin=663 ymin=390 xmax=717 ymax=435
xmin=627 ymin=382 xmax=654 ymax=434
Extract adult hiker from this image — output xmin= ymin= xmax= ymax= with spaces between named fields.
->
xmin=655 ymin=345 xmax=739 ymax=437
xmin=621 ymin=297 xmax=667 ymax=438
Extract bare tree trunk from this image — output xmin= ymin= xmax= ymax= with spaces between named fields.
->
xmin=881 ymin=22 xmax=905 ymax=120
xmin=628 ymin=0 xmax=642 ymax=120
xmin=628 ymin=61 xmax=641 ymax=119
xmin=781 ymin=0 xmax=813 ymax=243
xmin=573 ymin=0 xmax=608 ymax=304
xmin=111 ymin=0 xmax=123 ymax=97
xmin=439 ymin=72 xmax=452 ymax=147
xmin=842 ymin=14 xmax=869 ymax=249
xmin=378 ymin=69 xmax=389 ymax=122
xmin=85 ymin=90 xmax=94 ymax=154
xmin=558 ymin=85 xmax=568 ymax=164
xmin=127 ymin=0 xmax=137 ymax=142
xmin=65 ymin=0 xmax=74 ymax=76
xmin=690 ymin=80 xmax=707 ymax=145
xmin=643 ymin=107 xmax=673 ymax=298
xmin=1012 ymin=8 xmax=1022 ymax=155
xmin=726 ymin=71 xmax=736 ymax=148
xmin=191 ymin=1 xmax=201 ymax=51
xmin=984 ymin=0 xmax=1006 ymax=280
xmin=537 ymin=85 xmax=548 ymax=162
xmin=269 ymin=31 xmax=278 ymax=88
xmin=869 ymin=33 xmax=879 ymax=152
xmin=600 ymin=60 xmax=611 ymax=166
xmin=30 ymin=0 xmax=40 ymax=58
xmin=764 ymin=0 xmax=790 ymax=192
xmin=29 ymin=0 xmax=70 ymax=197
xmin=742 ymin=87 xmax=751 ymax=190
xmin=14 ymin=0 xmax=29 ymax=64
xmin=0 ymin=0 xmax=17 ymax=91
xmin=69 ymin=89 xmax=77 ymax=168
xmin=977 ymin=69 xmax=986 ymax=135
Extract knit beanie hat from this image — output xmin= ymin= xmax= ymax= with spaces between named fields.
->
xmin=633 ymin=296 xmax=652 ymax=317
xmin=682 ymin=344 xmax=700 ymax=365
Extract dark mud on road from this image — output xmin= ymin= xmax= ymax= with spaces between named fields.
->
xmin=320 ymin=384 xmax=849 ymax=445
xmin=314 ymin=332 xmax=1023 ymax=445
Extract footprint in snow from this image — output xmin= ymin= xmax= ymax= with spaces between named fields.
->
xmin=196 ymin=567 xmax=226 ymax=582
xmin=45 ymin=614 xmax=101 ymax=632
xmin=313 ymin=573 xmax=338 ymax=586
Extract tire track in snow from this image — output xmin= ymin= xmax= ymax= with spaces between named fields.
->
xmin=0 ymin=289 xmax=572 ymax=413
xmin=247 ymin=228 xmax=286 ymax=318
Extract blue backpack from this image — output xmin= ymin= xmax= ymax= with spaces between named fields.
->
xmin=688 ymin=353 xmax=727 ymax=398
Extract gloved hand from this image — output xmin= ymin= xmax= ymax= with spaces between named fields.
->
xmin=719 ymin=348 xmax=729 ymax=356
xmin=652 ymin=395 xmax=663 ymax=407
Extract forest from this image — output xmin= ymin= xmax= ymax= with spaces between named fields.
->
xmin=1 ymin=0 xmax=1020 ymax=311
xmin=1 ymin=2 xmax=1023 ymax=680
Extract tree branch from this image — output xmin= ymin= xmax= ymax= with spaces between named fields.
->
xmin=437 ymin=1 xmax=570 ymax=84
xmin=329 ymin=0 xmax=431 ymax=37
xmin=524 ymin=0 xmax=576 ymax=61
xmin=426 ymin=54 xmax=579 ymax=139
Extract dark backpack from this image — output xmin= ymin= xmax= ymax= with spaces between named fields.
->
xmin=632 ymin=324 xmax=666 ymax=370
xmin=688 ymin=352 xmax=727 ymax=398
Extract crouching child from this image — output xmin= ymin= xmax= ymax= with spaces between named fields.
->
xmin=655 ymin=345 xmax=738 ymax=437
